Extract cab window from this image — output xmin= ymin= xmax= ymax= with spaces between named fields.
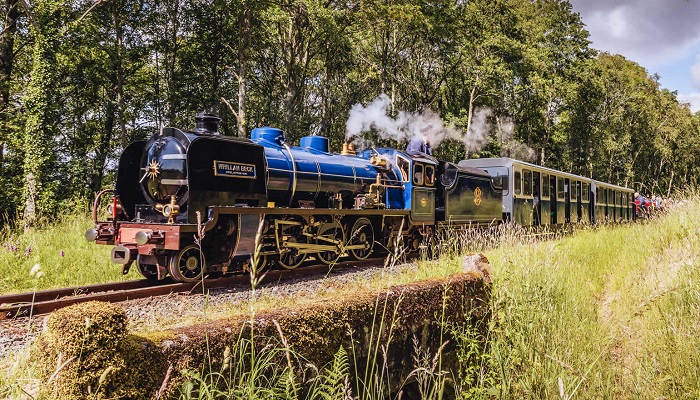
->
xmin=542 ymin=173 xmax=550 ymax=198
xmin=523 ymin=169 xmax=532 ymax=196
xmin=397 ymin=156 xmax=410 ymax=182
xmin=425 ymin=165 xmax=435 ymax=186
xmin=413 ymin=164 xmax=424 ymax=185
xmin=514 ymin=171 xmax=522 ymax=195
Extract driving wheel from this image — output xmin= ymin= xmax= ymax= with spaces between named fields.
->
xmin=316 ymin=222 xmax=345 ymax=264
xmin=349 ymin=218 xmax=374 ymax=260
xmin=168 ymin=245 xmax=205 ymax=282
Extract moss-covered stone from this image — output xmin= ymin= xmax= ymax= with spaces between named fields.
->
xmin=157 ymin=272 xmax=491 ymax=396
xmin=28 ymin=267 xmax=491 ymax=398
xmin=30 ymin=301 xmax=165 ymax=399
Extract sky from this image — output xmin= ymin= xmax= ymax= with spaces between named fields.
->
xmin=569 ymin=0 xmax=700 ymax=113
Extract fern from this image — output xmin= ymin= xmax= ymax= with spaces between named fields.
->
xmin=310 ymin=345 xmax=351 ymax=400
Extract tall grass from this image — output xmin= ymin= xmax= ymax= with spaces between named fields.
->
xmin=0 ymin=213 xmax=139 ymax=294
xmin=474 ymin=194 xmax=700 ymax=398
xmin=2 ymin=195 xmax=699 ymax=399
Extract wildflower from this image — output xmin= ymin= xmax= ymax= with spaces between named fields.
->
xmin=29 ymin=263 xmax=41 ymax=277
xmin=24 ymin=245 xmax=31 ymax=257
xmin=60 ymin=250 xmax=65 ymax=257
xmin=35 ymin=271 xmax=44 ymax=279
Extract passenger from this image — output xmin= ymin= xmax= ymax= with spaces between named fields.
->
xmin=643 ymin=194 xmax=652 ymax=216
xmin=406 ymin=133 xmax=432 ymax=156
xmin=634 ymin=192 xmax=641 ymax=217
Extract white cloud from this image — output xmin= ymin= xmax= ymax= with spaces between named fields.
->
xmin=677 ymin=93 xmax=700 ymax=113
xmin=692 ymin=55 xmax=700 ymax=89
xmin=571 ymin=0 xmax=700 ymax=68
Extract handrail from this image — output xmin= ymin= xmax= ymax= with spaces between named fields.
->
xmin=283 ymin=143 xmax=298 ymax=207
xmin=92 ymin=189 xmax=114 ymax=224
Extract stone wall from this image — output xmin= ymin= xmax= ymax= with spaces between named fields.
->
xmin=31 ymin=264 xmax=491 ymax=399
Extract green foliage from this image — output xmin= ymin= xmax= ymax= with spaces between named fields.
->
xmin=308 ymin=346 xmax=350 ymax=400
xmin=178 ymin=328 xmax=301 ymax=399
xmin=0 ymin=212 xmax=138 ymax=294
xmin=473 ymin=195 xmax=700 ymax=398
xmin=30 ymin=301 xmax=165 ymax=399
xmin=1 ymin=0 xmax=699 ymax=225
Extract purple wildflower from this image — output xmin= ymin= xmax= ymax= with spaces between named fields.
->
xmin=60 ymin=250 xmax=65 ymax=257
xmin=24 ymin=245 xmax=31 ymax=257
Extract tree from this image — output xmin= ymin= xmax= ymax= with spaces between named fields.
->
xmin=22 ymin=0 xmax=62 ymax=226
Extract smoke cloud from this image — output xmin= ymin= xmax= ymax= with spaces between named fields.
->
xmin=345 ymin=94 xmax=462 ymax=149
xmin=496 ymin=116 xmax=536 ymax=162
xmin=464 ymin=107 xmax=492 ymax=152
xmin=345 ymin=94 xmax=533 ymax=160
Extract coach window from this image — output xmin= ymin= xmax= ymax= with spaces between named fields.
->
xmin=557 ymin=177 xmax=565 ymax=199
xmin=514 ymin=171 xmax=522 ymax=195
xmin=582 ymin=183 xmax=589 ymax=201
xmin=487 ymin=167 xmax=509 ymax=195
xmin=541 ymin=173 xmax=550 ymax=198
xmin=523 ymin=169 xmax=532 ymax=196
xmin=425 ymin=165 xmax=435 ymax=186
xmin=413 ymin=164 xmax=424 ymax=186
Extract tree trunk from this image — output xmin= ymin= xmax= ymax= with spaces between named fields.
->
xmin=464 ymin=82 xmax=477 ymax=157
xmin=114 ymin=2 xmax=127 ymax=148
xmin=0 ymin=0 xmax=19 ymax=169
xmin=280 ymin=3 xmax=310 ymax=136
xmin=165 ymin=0 xmax=180 ymax=123
xmin=91 ymin=92 xmax=115 ymax=193
xmin=237 ymin=7 xmax=249 ymax=137
xmin=23 ymin=0 xmax=61 ymax=227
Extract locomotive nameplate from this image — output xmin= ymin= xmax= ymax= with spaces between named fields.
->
xmin=213 ymin=160 xmax=257 ymax=179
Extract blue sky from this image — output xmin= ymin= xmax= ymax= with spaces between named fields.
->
xmin=570 ymin=0 xmax=700 ymax=113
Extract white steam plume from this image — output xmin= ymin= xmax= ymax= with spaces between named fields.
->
xmin=345 ymin=95 xmax=522 ymax=157
xmin=345 ymin=94 xmax=461 ymax=149
xmin=496 ymin=116 xmax=536 ymax=162
xmin=463 ymin=107 xmax=492 ymax=152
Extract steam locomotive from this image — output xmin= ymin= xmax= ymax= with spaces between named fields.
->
xmin=85 ymin=114 xmax=633 ymax=282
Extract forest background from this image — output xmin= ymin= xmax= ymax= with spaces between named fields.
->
xmin=1 ymin=0 xmax=699 ymax=225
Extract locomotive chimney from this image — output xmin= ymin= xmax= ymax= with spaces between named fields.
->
xmin=195 ymin=113 xmax=221 ymax=134
xmin=340 ymin=142 xmax=356 ymax=156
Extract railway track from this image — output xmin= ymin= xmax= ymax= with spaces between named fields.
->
xmin=0 ymin=258 xmax=385 ymax=320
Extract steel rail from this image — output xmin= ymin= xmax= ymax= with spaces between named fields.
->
xmin=0 ymin=258 xmax=384 ymax=320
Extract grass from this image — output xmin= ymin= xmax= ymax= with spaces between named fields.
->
xmin=0 ymin=213 xmax=140 ymax=294
xmin=478 ymin=195 xmax=700 ymax=398
xmin=1 ymin=196 xmax=699 ymax=398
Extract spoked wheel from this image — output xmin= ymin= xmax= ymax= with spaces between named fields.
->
xmin=136 ymin=255 xmax=159 ymax=281
xmin=276 ymin=224 xmax=307 ymax=270
xmin=349 ymin=218 xmax=375 ymax=260
xmin=168 ymin=245 xmax=205 ymax=283
xmin=316 ymin=222 xmax=345 ymax=265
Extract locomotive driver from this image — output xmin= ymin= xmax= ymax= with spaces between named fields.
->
xmin=406 ymin=133 xmax=432 ymax=155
